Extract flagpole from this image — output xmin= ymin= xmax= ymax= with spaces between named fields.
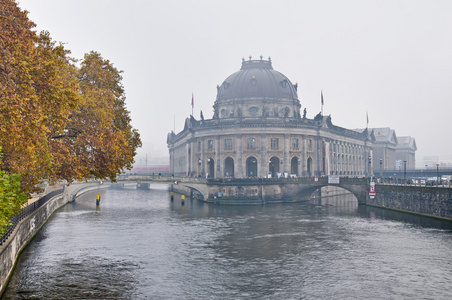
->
xmin=191 ymin=93 xmax=194 ymax=116
xmin=366 ymin=111 xmax=369 ymax=129
xmin=321 ymin=90 xmax=324 ymax=116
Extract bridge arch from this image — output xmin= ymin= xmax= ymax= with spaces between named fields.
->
xmin=292 ymin=184 xmax=365 ymax=204
xmin=178 ymin=183 xmax=208 ymax=201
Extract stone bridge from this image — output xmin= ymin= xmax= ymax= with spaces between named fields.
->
xmin=178 ymin=177 xmax=370 ymax=205
xmin=117 ymin=176 xmax=452 ymax=220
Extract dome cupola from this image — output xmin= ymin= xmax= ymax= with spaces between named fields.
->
xmin=213 ymin=56 xmax=301 ymax=121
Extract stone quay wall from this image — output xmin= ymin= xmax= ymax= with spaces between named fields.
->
xmin=0 ymin=183 xmax=107 ymax=294
xmin=367 ymin=185 xmax=452 ymax=220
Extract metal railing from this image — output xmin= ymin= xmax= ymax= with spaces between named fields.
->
xmin=0 ymin=189 xmax=63 ymax=246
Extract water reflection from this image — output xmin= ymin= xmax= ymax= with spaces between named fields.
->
xmin=3 ymin=184 xmax=452 ymax=299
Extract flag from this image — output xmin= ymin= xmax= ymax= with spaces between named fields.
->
xmin=321 ymin=90 xmax=324 ymax=106
xmin=366 ymin=111 xmax=369 ymax=125
xmin=191 ymin=93 xmax=194 ymax=108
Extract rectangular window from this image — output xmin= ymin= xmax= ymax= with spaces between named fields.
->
xmin=308 ymin=139 xmax=312 ymax=150
xmin=207 ymin=140 xmax=213 ymax=150
xmin=197 ymin=141 xmax=201 ymax=152
xmin=271 ymin=138 xmax=279 ymax=149
xmin=225 ymin=139 xmax=233 ymax=149
xmin=292 ymin=138 xmax=299 ymax=149
xmin=247 ymin=138 xmax=256 ymax=149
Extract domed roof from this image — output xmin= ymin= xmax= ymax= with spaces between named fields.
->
xmin=216 ymin=57 xmax=298 ymax=101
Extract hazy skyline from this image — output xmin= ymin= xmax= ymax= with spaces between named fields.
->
xmin=18 ymin=0 xmax=452 ymax=167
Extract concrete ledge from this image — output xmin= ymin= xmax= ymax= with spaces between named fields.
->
xmin=365 ymin=203 xmax=452 ymax=222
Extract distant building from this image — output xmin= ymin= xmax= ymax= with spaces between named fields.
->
xmin=126 ymin=165 xmax=170 ymax=175
xmin=357 ymin=127 xmax=417 ymax=172
xmin=422 ymin=156 xmax=440 ymax=169
xmin=167 ymin=57 xmax=379 ymax=178
xmin=370 ymin=127 xmax=398 ymax=171
xmin=395 ymin=136 xmax=417 ymax=170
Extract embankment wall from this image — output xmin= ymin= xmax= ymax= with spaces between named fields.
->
xmin=367 ymin=185 xmax=452 ymax=220
xmin=0 ymin=183 xmax=106 ymax=294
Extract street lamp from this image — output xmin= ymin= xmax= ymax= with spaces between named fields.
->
xmin=379 ymin=157 xmax=382 ymax=178
xmin=437 ymin=163 xmax=440 ymax=186
xmin=403 ymin=160 xmax=406 ymax=184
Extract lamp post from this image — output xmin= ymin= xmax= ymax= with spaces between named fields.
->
xmin=403 ymin=160 xmax=406 ymax=185
xmin=437 ymin=163 xmax=440 ymax=186
xmin=379 ymin=157 xmax=382 ymax=178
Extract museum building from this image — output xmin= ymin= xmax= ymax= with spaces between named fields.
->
xmin=167 ymin=57 xmax=377 ymax=178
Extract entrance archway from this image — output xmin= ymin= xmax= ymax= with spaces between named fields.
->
xmin=268 ymin=156 xmax=280 ymax=178
xmin=207 ymin=158 xmax=214 ymax=178
xmin=224 ymin=157 xmax=234 ymax=177
xmin=246 ymin=156 xmax=258 ymax=177
xmin=307 ymin=157 xmax=313 ymax=176
xmin=291 ymin=156 xmax=299 ymax=176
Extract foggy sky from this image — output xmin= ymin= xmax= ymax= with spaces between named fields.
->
xmin=18 ymin=0 xmax=452 ymax=167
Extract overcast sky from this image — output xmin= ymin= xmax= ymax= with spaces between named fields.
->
xmin=18 ymin=0 xmax=452 ymax=167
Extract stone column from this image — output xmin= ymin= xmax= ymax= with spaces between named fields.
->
xmin=284 ymin=134 xmax=290 ymax=176
xmin=259 ymin=134 xmax=268 ymax=178
xmin=215 ymin=136 xmax=221 ymax=178
xmin=169 ymin=146 xmax=174 ymax=175
xmin=236 ymin=134 xmax=243 ymax=177
xmin=200 ymin=138 xmax=205 ymax=177
xmin=316 ymin=136 xmax=321 ymax=176
xmin=301 ymin=135 xmax=307 ymax=176
xmin=189 ymin=138 xmax=195 ymax=177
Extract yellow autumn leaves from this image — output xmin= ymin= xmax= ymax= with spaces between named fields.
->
xmin=1 ymin=1 xmax=141 ymax=198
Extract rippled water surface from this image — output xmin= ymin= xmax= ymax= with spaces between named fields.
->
xmin=3 ymin=184 xmax=452 ymax=299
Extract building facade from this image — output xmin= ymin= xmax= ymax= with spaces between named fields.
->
xmin=365 ymin=127 xmax=417 ymax=172
xmin=371 ymin=127 xmax=398 ymax=172
xmin=167 ymin=58 xmax=380 ymax=178
xmin=395 ymin=136 xmax=417 ymax=170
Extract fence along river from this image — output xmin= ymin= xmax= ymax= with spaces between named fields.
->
xmin=2 ymin=184 xmax=452 ymax=299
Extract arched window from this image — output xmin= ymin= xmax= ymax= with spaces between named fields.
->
xmin=246 ymin=156 xmax=258 ymax=177
xmin=224 ymin=157 xmax=234 ymax=177
xmin=207 ymin=158 xmax=215 ymax=178
xmin=307 ymin=157 xmax=313 ymax=176
xmin=269 ymin=156 xmax=280 ymax=177
xmin=291 ymin=157 xmax=299 ymax=176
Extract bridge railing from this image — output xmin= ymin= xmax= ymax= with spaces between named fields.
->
xmin=207 ymin=176 xmax=369 ymax=185
xmin=375 ymin=177 xmax=452 ymax=187
xmin=0 ymin=189 xmax=63 ymax=246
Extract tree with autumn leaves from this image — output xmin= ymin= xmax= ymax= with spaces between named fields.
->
xmin=0 ymin=0 xmax=141 ymax=232
xmin=50 ymin=51 xmax=141 ymax=183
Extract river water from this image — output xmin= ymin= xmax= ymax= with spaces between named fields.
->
xmin=3 ymin=184 xmax=452 ymax=299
